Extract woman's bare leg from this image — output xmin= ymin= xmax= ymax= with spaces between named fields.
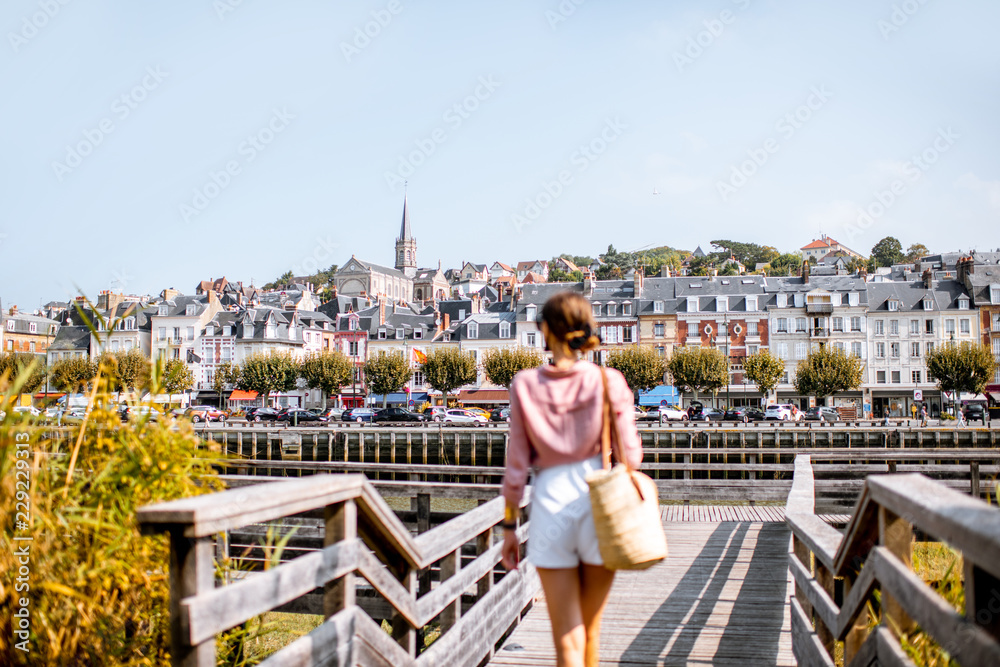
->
xmin=579 ymin=564 xmax=615 ymax=667
xmin=537 ymin=567 xmax=585 ymax=666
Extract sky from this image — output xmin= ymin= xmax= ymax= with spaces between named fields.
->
xmin=2 ymin=0 xmax=999 ymax=310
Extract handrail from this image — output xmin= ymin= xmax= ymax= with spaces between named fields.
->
xmin=137 ymin=474 xmax=535 ymax=666
xmin=785 ymin=453 xmax=1000 ymax=666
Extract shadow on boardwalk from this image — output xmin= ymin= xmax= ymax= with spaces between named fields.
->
xmin=619 ymin=522 xmax=789 ymax=666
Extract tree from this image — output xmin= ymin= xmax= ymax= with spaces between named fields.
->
xmin=767 ymin=253 xmax=802 ymax=276
xmin=363 ymin=351 xmax=412 ymax=408
xmin=50 ymin=356 xmax=98 ymax=393
xmin=212 ymin=361 xmax=240 ymax=395
xmin=421 ymin=348 xmax=477 ymax=408
xmin=666 ymin=347 xmax=728 ymax=405
xmin=606 ymin=346 xmax=667 ymax=395
xmin=710 ymin=240 xmax=779 ymax=269
xmin=925 ymin=342 xmax=997 ymax=415
xmin=548 ymin=268 xmax=583 ymax=283
xmin=0 ymin=352 xmax=46 ymax=398
xmin=870 ymin=236 xmax=904 ymax=268
xmin=300 ymin=351 xmax=354 ymax=408
xmin=481 ymin=347 xmax=544 ymax=389
xmin=99 ymin=349 xmax=150 ymax=392
xmin=743 ymin=350 xmax=785 ymax=401
xmin=162 ymin=359 xmax=195 ymax=395
xmin=793 ymin=346 xmax=865 ymax=401
xmin=905 ymin=243 xmax=930 ymax=263
xmin=236 ymin=351 xmax=301 ymax=406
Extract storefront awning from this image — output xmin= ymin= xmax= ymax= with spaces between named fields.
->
xmin=368 ymin=392 xmax=430 ymax=405
xmin=228 ymin=390 xmax=259 ymax=401
xmin=987 ymin=391 xmax=1000 ymax=405
xmin=456 ymin=389 xmax=510 ymax=404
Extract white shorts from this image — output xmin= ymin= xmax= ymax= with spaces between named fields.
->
xmin=528 ymin=455 xmax=604 ymax=569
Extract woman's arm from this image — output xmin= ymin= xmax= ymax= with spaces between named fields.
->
xmin=500 ymin=375 xmax=531 ymax=506
xmin=609 ymin=369 xmax=643 ymax=469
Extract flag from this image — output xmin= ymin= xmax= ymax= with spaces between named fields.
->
xmin=412 ymin=347 xmax=427 ymax=364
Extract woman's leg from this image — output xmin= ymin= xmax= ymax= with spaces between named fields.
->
xmin=579 ymin=564 xmax=615 ymax=667
xmin=537 ymin=567 xmax=585 ymax=666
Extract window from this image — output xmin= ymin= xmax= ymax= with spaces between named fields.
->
xmin=832 ymin=317 xmax=844 ymax=332
xmin=795 ymin=342 xmax=808 ymax=359
xmin=4 ymin=320 xmax=12 ymax=331
xmin=186 ymin=304 xmax=197 ymax=316
xmin=467 ymin=322 xmax=478 ymax=339
xmin=748 ymin=321 xmax=758 ymax=336
xmin=745 ymin=297 xmax=757 ymax=311
xmin=991 ymin=286 xmax=1000 ymax=304
xmin=923 ymin=298 xmax=933 ymax=311
xmin=378 ymin=328 xmax=386 ymax=339
xmin=834 ymin=342 xmax=845 ymax=353
xmin=172 ymin=348 xmax=180 ymax=360
xmin=458 ymin=309 xmax=466 ymax=321
xmin=926 ymin=341 xmax=935 ymax=355
xmin=891 ymin=370 xmax=901 ymax=383
xmin=925 ymin=319 xmax=934 ymax=334
xmin=5 ymin=340 xmax=10 ymax=351
xmin=29 ymin=341 xmax=35 ymax=353
xmin=605 ymin=326 xmax=619 ymax=344
xmin=874 ymin=320 xmax=884 ymax=335
xmin=851 ymin=317 xmax=862 ymax=332
xmin=777 ymin=294 xmax=788 ymax=308
xmin=687 ymin=321 xmax=699 ymax=337
xmin=348 ymin=319 xmax=357 ymax=331
xmin=776 ymin=318 xmax=788 ymax=333
xmin=622 ymin=303 xmax=631 ymax=316
xmin=412 ymin=370 xmax=425 ymax=386
xmin=958 ymin=297 xmax=969 ymax=310
xmin=890 ymin=342 xmax=900 ymax=358
xmin=655 ymin=346 xmax=665 ymax=357
xmin=348 ymin=341 xmax=359 ymax=356
xmin=889 ymin=320 xmax=899 ymax=335
xmin=888 ymin=300 xmax=899 ymax=312
xmin=911 ymin=342 xmax=921 ymax=358
xmin=607 ymin=303 xmax=617 ymax=317
xmin=173 ymin=327 xmax=181 ymax=340
xmin=158 ymin=327 xmax=166 ymax=340
xmin=960 ymin=319 xmax=970 ymax=334
xmin=877 ymin=370 xmax=886 ymax=384
xmin=748 ymin=344 xmax=758 ymax=355
xmin=852 ymin=342 xmax=863 ymax=358
xmin=717 ymin=297 xmax=728 ymax=312
xmin=28 ymin=322 xmax=36 ymax=334
xmin=623 ymin=327 xmax=633 ymax=343
xmin=499 ymin=322 xmax=510 ymax=338
xmin=782 ymin=371 xmax=789 ymax=384
xmin=777 ymin=343 xmax=789 ymax=359
xmin=158 ymin=305 xmax=168 ymax=316
xmin=653 ymin=301 xmax=664 ymax=314
xmin=592 ymin=304 xmax=601 ymax=316
xmin=912 ymin=370 xmax=922 ymax=384
xmin=525 ymin=305 xmax=537 ymax=321
xmin=876 ymin=342 xmax=886 ymax=358
xmin=414 ymin=328 xmax=423 ymax=339
xmin=994 ymin=314 xmax=1000 ymax=332
xmin=687 ymin=297 xmax=699 ymax=313
xmin=909 ymin=320 xmax=919 ymax=335
xmin=654 ymin=323 xmax=665 ymax=338
xmin=719 ymin=322 xmax=728 ymax=337
xmin=945 ymin=319 xmax=955 ymax=335
xmin=394 ymin=327 xmax=403 ymax=339
xmin=795 ymin=318 xmax=807 ymax=333
xmin=206 ymin=325 xmax=215 ymax=336
xmin=526 ymin=332 xmax=536 ymax=347
xmin=223 ymin=325 xmax=231 ymax=336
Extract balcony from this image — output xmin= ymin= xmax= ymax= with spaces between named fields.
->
xmin=805 ymin=302 xmax=834 ymax=314
xmin=809 ymin=328 xmax=831 ymax=338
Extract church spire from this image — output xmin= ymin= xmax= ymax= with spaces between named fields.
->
xmin=394 ymin=190 xmax=417 ymax=274
xmin=399 ymin=191 xmax=412 ymax=241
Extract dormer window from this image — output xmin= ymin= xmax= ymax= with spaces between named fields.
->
xmin=125 ymin=317 xmax=135 ymax=331
xmin=607 ymin=303 xmax=617 ymax=317
xmin=923 ymin=298 xmax=933 ymax=311
xmin=378 ymin=328 xmax=386 ymax=339
xmin=794 ymin=294 xmax=804 ymax=308
xmin=687 ymin=297 xmax=699 ymax=313
xmin=223 ymin=325 xmax=231 ymax=336
xmin=525 ymin=305 xmax=537 ymax=322
xmin=958 ymin=297 xmax=969 ymax=310
xmin=622 ymin=302 xmax=632 ymax=316
xmin=185 ymin=304 xmax=197 ymax=316
xmin=288 ymin=325 xmax=296 ymax=340
xmin=991 ymin=286 xmax=1000 ymax=305
xmin=499 ymin=321 xmax=510 ymax=338
xmin=653 ymin=301 xmax=664 ymax=314
xmin=265 ymin=324 xmax=275 ymax=339
xmin=467 ymin=322 xmax=479 ymax=339
xmin=158 ymin=305 xmax=168 ymax=316
xmin=28 ymin=323 xmax=36 ymax=334
xmin=717 ymin=297 xmax=728 ymax=312
xmin=206 ymin=325 xmax=215 ymax=336
xmin=592 ymin=303 xmax=601 ymax=316
xmin=777 ymin=294 xmax=788 ymax=308
xmin=746 ymin=297 xmax=757 ymax=311
xmin=458 ymin=309 xmax=466 ymax=321
xmin=5 ymin=320 xmax=12 ymax=331
xmin=414 ymin=328 xmax=423 ymax=340
xmin=396 ymin=328 xmax=404 ymax=339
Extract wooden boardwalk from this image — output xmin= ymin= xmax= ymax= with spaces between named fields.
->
xmin=490 ymin=515 xmax=795 ymax=666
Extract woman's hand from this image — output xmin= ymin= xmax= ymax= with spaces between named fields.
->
xmin=500 ymin=528 xmax=520 ymax=570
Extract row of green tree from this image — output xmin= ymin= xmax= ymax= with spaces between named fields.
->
xmin=0 ymin=350 xmax=196 ymax=397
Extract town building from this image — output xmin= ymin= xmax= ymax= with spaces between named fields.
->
xmin=1 ymin=305 xmax=59 ymax=356
xmin=799 ymin=234 xmax=864 ymax=262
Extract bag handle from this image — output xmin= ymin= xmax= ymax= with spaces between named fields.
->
xmin=599 ymin=367 xmax=627 ymax=473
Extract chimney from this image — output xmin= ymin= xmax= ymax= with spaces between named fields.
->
xmin=378 ymin=300 xmax=386 ymax=326
xmin=162 ymin=288 xmax=180 ymax=301
xmin=922 ymin=269 xmax=933 ymax=289
xmin=633 ymin=266 xmax=643 ymax=295
xmin=583 ymin=277 xmax=594 ymax=296
xmin=9 ymin=305 xmax=17 ymax=316
xmin=801 ymin=260 xmax=810 ymax=284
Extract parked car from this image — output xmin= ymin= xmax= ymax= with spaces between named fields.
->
xmin=342 ymin=408 xmax=376 ymax=423
xmin=804 ymin=406 xmax=840 ymax=422
xmin=657 ymin=404 xmax=689 ymax=421
xmin=62 ymin=408 xmax=87 ymax=424
xmin=723 ymin=406 xmax=765 ymax=422
xmin=422 ymin=406 xmax=449 ymax=422
xmin=245 ymin=406 xmax=281 ymax=422
xmin=443 ymin=408 xmax=488 ymax=424
xmin=764 ymin=404 xmax=803 ymax=421
xmin=691 ymin=408 xmax=725 ymax=422
xmin=963 ymin=403 xmax=987 ymax=423
xmin=490 ymin=407 xmax=511 ymax=422
xmin=277 ymin=408 xmax=327 ymax=424
xmin=634 ymin=407 xmax=660 ymax=422
xmin=373 ymin=407 xmax=427 ymax=423
xmin=13 ymin=405 xmax=41 ymax=417
xmin=463 ymin=407 xmax=492 ymax=420
xmin=121 ymin=405 xmax=161 ymax=422
xmin=318 ymin=407 xmax=345 ymax=420
xmin=186 ymin=405 xmax=228 ymax=423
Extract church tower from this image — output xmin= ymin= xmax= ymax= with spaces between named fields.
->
xmin=394 ymin=194 xmax=417 ymax=277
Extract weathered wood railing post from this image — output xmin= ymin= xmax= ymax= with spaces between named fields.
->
xmin=324 ymin=499 xmax=356 ymax=617
xmin=439 ymin=548 xmax=462 ymax=631
xmin=966 ymin=562 xmax=1000 ymax=641
xmin=971 ymin=460 xmax=981 ymax=499
xmin=169 ymin=531 xmax=215 ymax=666
xmin=878 ymin=506 xmax=915 ymax=635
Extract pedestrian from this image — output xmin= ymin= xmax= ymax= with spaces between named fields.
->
xmin=956 ymin=408 xmax=966 ymax=427
xmin=883 ymin=407 xmax=890 ymax=427
xmin=501 ymin=291 xmax=643 ymax=667
xmin=910 ymin=403 xmax=917 ymax=424
xmin=920 ymin=404 xmax=928 ymax=428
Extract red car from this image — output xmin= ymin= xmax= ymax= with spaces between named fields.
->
xmin=186 ymin=405 xmax=228 ymax=423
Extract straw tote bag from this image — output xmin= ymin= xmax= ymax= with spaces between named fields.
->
xmin=585 ymin=368 xmax=668 ymax=570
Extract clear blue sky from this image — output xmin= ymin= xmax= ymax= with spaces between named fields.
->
xmin=2 ymin=0 xmax=998 ymax=309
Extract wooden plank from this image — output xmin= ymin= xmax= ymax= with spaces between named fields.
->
xmin=325 ymin=501 xmax=356 ymax=619
xmin=413 ymin=496 xmax=506 ymax=567
xmin=787 ymin=553 xmax=838 ymax=636
xmin=170 ymin=532 xmax=216 ymax=666
xmin=873 ymin=625 xmax=918 ymax=667
xmin=785 ymin=513 xmax=842 ymax=568
xmin=790 ymin=596 xmax=835 ymax=667
xmin=256 ymin=605 xmax=357 ymax=667
xmin=353 ymin=608 xmax=417 ymax=667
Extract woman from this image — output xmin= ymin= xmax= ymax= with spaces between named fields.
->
xmin=500 ymin=291 xmax=642 ymax=667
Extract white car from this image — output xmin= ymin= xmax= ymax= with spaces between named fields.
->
xmin=443 ymin=408 xmax=488 ymax=424
xmin=13 ymin=406 xmax=41 ymax=417
xmin=764 ymin=404 xmax=803 ymax=421
xmin=657 ymin=404 xmax=688 ymax=421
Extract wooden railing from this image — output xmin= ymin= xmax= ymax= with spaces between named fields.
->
xmin=785 ymin=454 xmax=1000 ymax=666
xmin=137 ymin=474 xmax=536 ymax=666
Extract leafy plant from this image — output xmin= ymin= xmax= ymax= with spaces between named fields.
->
xmin=743 ymin=349 xmax=784 ymax=400
xmin=420 ymin=348 xmax=477 ymax=408
xmin=925 ymin=342 xmax=996 ymax=416
xmin=362 ymin=351 xmax=412 ymax=408
xmin=606 ymin=346 xmax=667 ymax=394
xmin=236 ymin=351 xmax=302 ymax=406
xmin=0 ymin=352 xmax=46 ymax=399
xmin=481 ymin=347 xmax=543 ymax=389
xmin=300 ymin=351 xmax=354 ymax=408
xmin=793 ymin=346 xmax=865 ymax=400
xmin=666 ymin=346 xmax=727 ymax=404
xmin=161 ymin=358 xmax=195 ymax=394
xmin=50 ymin=356 xmax=99 ymax=393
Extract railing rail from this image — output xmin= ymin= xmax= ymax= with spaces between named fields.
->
xmin=137 ymin=474 xmax=536 ymax=666
xmin=785 ymin=454 xmax=1000 ymax=666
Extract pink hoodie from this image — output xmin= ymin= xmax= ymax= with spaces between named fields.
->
xmin=501 ymin=360 xmax=643 ymax=505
